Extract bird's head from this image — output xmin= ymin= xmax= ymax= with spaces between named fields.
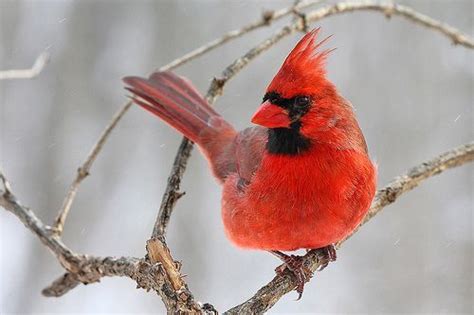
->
xmin=251 ymin=28 xmax=361 ymax=154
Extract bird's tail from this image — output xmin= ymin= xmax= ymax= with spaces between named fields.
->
xmin=123 ymin=71 xmax=235 ymax=147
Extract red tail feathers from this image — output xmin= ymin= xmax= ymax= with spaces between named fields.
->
xmin=124 ymin=71 xmax=225 ymax=144
xmin=123 ymin=72 xmax=237 ymax=182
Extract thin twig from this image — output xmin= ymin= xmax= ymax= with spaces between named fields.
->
xmin=0 ymin=51 xmax=50 ymax=80
xmin=159 ymin=0 xmax=325 ymax=72
xmin=300 ymin=1 xmax=474 ymax=49
xmin=224 ymin=142 xmax=474 ymax=314
xmin=52 ymin=100 xmax=133 ymax=235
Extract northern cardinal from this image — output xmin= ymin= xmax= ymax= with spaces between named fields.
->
xmin=124 ymin=29 xmax=376 ymax=297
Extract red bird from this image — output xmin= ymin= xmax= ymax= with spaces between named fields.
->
xmin=124 ymin=29 xmax=376 ymax=297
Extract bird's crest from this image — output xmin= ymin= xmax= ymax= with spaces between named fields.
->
xmin=267 ymin=28 xmax=334 ymax=98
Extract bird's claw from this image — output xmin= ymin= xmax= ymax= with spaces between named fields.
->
xmin=270 ymin=245 xmax=337 ymax=299
xmin=274 ymin=254 xmax=313 ymax=300
xmin=317 ymin=244 xmax=337 ymax=271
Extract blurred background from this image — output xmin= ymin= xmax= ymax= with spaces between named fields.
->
xmin=0 ymin=0 xmax=472 ymax=313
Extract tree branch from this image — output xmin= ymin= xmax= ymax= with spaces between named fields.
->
xmin=159 ymin=0 xmax=325 ymax=72
xmin=0 ymin=51 xmax=50 ymax=80
xmin=323 ymin=1 xmax=474 ymax=48
xmin=0 ymin=172 xmax=81 ymax=271
xmin=225 ymin=142 xmax=474 ymax=314
xmin=0 ymin=171 xmax=211 ymax=312
xmin=52 ymin=101 xmax=134 ymax=236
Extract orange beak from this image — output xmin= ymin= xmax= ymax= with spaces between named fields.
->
xmin=251 ymin=101 xmax=290 ymax=128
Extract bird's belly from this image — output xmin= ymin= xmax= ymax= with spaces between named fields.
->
xmin=221 ymin=151 xmax=376 ymax=251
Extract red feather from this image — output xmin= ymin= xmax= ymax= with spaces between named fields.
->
xmin=123 ymin=29 xmax=376 ymax=252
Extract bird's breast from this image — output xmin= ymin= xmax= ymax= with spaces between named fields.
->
xmin=221 ymin=145 xmax=376 ymax=251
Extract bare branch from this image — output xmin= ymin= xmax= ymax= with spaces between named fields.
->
xmin=0 ymin=170 xmax=209 ymax=312
xmin=159 ymin=0 xmax=324 ymax=72
xmin=225 ymin=142 xmax=474 ymax=314
xmin=328 ymin=1 xmax=474 ymax=48
xmin=0 ymin=51 xmax=50 ymax=80
xmin=159 ymin=0 xmax=474 ymax=74
xmin=41 ymin=256 xmax=143 ymax=296
xmin=151 ymin=139 xmax=193 ymax=238
xmin=41 ymin=255 xmax=184 ymax=311
xmin=299 ymin=1 xmax=474 ymax=50
xmin=146 ymin=238 xmax=185 ymax=291
xmin=52 ymin=100 xmax=134 ymax=236
xmin=339 ymin=141 xmax=474 ymax=243
xmin=41 ymin=254 xmax=209 ymax=313
xmin=0 ymin=173 xmax=81 ymax=271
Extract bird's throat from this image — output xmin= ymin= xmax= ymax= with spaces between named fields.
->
xmin=266 ymin=124 xmax=311 ymax=155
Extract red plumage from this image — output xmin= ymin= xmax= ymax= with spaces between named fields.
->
xmin=124 ymin=28 xmax=376 ymax=286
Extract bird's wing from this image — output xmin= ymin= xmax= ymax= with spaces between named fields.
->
xmin=232 ymin=126 xmax=267 ymax=185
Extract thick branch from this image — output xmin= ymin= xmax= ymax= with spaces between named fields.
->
xmin=225 ymin=142 xmax=474 ymax=314
xmin=0 ymin=51 xmax=50 ymax=80
xmin=42 ymin=256 xmax=142 ymax=295
xmin=0 ymin=172 xmax=204 ymax=312
xmin=41 ymin=253 xmax=203 ymax=312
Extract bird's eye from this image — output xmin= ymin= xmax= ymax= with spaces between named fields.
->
xmin=294 ymin=96 xmax=310 ymax=107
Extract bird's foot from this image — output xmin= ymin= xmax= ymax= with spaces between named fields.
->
xmin=269 ymin=245 xmax=337 ymax=299
xmin=270 ymin=251 xmax=313 ymax=300
xmin=317 ymin=244 xmax=337 ymax=271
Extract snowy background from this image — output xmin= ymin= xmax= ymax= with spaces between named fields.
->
xmin=1 ymin=0 xmax=472 ymax=313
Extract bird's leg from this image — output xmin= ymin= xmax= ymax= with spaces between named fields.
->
xmin=317 ymin=244 xmax=337 ymax=271
xmin=269 ymin=245 xmax=337 ymax=299
xmin=269 ymin=250 xmax=313 ymax=300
